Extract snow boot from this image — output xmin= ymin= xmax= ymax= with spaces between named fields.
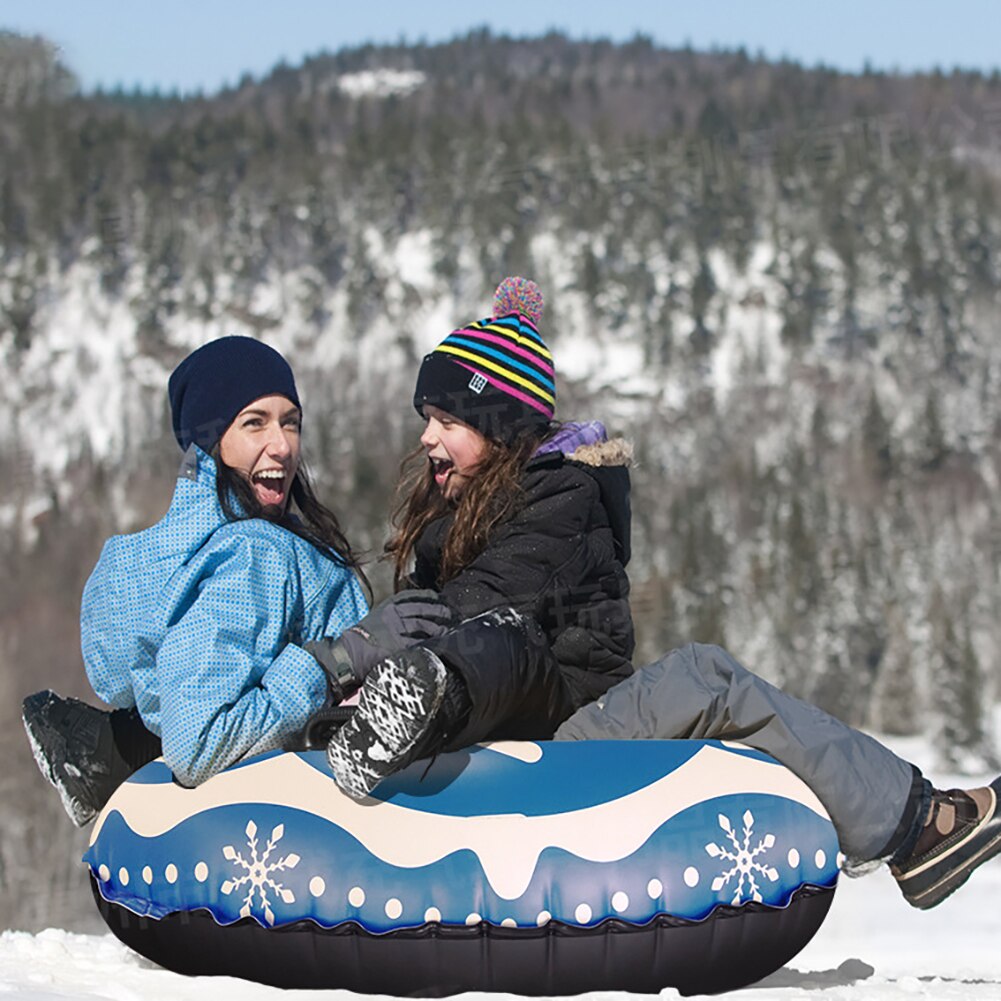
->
xmin=21 ymin=691 xmax=161 ymax=826
xmin=891 ymin=778 xmax=1001 ymax=909
xmin=326 ymin=648 xmax=458 ymax=800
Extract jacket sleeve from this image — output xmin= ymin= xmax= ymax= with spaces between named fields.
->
xmin=437 ymin=466 xmax=596 ymax=621
xmin=155 ymin=538 xmax=353 ymax=786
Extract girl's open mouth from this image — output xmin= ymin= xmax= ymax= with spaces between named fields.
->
xmin=430 ymin=455 xmax=453 ymax=489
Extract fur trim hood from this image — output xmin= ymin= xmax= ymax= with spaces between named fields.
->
xmin=568 ymin=437 xmax=633 ymax=468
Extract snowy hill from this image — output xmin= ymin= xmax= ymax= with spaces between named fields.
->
xmin=3 ymin=30 xmax=1001 ymax=936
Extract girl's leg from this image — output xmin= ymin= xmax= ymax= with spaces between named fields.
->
xmin=556 ymin=643 xmax=1001 ymax=908
xmin=427 ymin=607 xmax=571 ymax=749
xmin=554 ymin=643 xmax=918 ymax=866
xmin=326 ymin=608 xmax=570 ymax=799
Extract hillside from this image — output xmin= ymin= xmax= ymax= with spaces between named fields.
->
xmin=2 ymin=29 xmax=1001 ymax=929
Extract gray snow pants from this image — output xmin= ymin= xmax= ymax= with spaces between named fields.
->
xmin=554 ymin=643 xmax=919 ymax=867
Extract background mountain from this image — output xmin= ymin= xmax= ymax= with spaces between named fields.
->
xmin=2 ymin=28 xmax=1001 ymax=930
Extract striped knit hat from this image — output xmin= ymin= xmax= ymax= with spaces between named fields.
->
xmin=413 ymin=277 xmax=555 ymax=442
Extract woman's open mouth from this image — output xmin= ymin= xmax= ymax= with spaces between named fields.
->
xmin=252 ymin=468 xmax=289 ymax=508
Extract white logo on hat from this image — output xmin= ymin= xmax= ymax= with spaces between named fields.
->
xmin=468 ymin=372 xmax=488 ymax=394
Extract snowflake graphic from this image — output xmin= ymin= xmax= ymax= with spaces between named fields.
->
xmin=220 ymin=820 xmax=300 ymax=926
xmin=704 ymin=809 xmax=779 ymax=905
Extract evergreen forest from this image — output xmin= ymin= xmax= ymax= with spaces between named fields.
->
xmin=2 ymin=28 xmax=1001 ymax=929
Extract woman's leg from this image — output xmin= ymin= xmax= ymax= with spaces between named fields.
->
xmin=22 ymin=691 xmax=162 ymax=825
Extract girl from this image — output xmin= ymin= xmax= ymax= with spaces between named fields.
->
xmin=315 ymin=278 xmax=635 ymax=797
xmin=23 ymin=336 xmax=371 ymax=823
xmin=315 ymin=280 xmax=1001 ymax=912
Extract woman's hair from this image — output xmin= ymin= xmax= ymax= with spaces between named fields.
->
xmin=385 ymin=426 xmax=553 ymax=589
xmin=214 ymin=451 xmax=371 ymax=597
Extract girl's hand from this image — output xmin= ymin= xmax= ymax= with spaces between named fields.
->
xmin=304 ymin=590 xmax=456 ymax=692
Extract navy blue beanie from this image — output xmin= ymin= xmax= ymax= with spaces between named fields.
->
xmin=167 ymin=337 xmax=301 ymax=453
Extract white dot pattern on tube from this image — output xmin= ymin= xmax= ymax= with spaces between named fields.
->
xmin=96 ymin=822 xmax=829 ymax=927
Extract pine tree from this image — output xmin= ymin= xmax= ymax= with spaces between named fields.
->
xmin=931 ymin=597 xmax=997 ymax=771
xmin=869 ymin=608 xmax=922 ymax=735
xmin=918 ymin=390 xmax=949 ymax=472
xmin=861 ymin=388 xmax=894 ymax=483
xmin=689 ymin=255 xmax=715 ymax=354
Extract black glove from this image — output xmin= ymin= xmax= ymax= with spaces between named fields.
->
xmin=304 ymin=589 xmax=456 ymax=700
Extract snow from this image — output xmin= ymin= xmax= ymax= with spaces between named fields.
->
xmin=337 ymin=69 xmax=426 ymax=99
xmin=706 ymin=244 xmax=788 ymax=400
xmin=392 ymin=229 xmax=437 ymax=290
xmin=3 ymin=728 xmax=1001 ymax=999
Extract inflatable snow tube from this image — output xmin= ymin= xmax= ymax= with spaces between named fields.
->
xmin=85 ymin=740 xmax=839 ymax=996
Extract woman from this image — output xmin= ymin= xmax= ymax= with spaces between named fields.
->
xmin=24 ymin=336 xmax=370 ymax=822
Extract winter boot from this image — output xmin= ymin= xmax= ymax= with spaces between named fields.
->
xmin=891 ymin=778 xmax=1001 ymax=909
xmin=326 ymin=648 xmax=459 ymax=800
xmin=21 ymin=691 xmax=161 ymax=827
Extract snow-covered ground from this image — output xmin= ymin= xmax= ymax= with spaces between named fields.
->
xmin=3 ymin=731 xmax=1000 ymax=1000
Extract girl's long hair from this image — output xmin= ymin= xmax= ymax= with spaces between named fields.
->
xmin=385 ymin=426 xmax=551 ymax=589
xmin=214 ymin=451 xmax=371 ymax=598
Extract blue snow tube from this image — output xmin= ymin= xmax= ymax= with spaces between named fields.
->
xmin=85 ymin=740 xmax=839 ymax=996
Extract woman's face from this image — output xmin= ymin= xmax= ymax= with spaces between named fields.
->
xmin=420 ymin=405 xmax=488 ymax=502
xmin=219 ymin=395 xmax=302 ymax=513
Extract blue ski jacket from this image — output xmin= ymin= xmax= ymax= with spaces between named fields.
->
xmin=81 ymin=446 xmax=367 ymax=786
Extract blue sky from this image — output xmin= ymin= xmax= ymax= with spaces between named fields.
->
xmin=4 ymin=1 xmax=1001 ymax=95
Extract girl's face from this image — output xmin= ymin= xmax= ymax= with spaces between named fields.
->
xmin=219 ymin=394 xmax=302 ymax=513
xmin=420 ymin=405 xmax=489 ymax=501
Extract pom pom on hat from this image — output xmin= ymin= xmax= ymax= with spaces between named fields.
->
xmin=493 ymin=276 xmax=544 ymax=327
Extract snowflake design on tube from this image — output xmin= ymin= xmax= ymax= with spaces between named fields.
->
xmin=220 ymin=820 xmax=300 ymax=926
xmin=705 ymin=809 xmax=779 ymax=905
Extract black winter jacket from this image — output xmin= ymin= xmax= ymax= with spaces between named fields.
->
xmin=412 ymin=436 xmax=635 ymax=714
